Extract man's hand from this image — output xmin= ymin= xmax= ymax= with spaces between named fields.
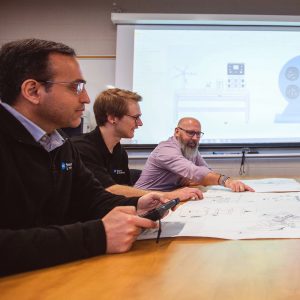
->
xmin=102 ymin=206 xmax=157 ymax=254
xmin=165 ymin=187 xmax=203 ymax=201
xmin=225 ymin=179 xmax=255 ymax=192
xmin=136 ymin=192 xmax=168 ymax=215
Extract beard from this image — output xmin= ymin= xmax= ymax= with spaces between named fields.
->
xmin=179 ymin=139 xmax=199 ymax=160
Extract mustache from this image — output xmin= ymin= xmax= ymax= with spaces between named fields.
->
xmin=187 ymin=141 xmax=198 ymax=148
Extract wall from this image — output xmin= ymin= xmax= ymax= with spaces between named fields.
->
xmin=1 ymin=0 xmax=300 ymax=177
xmin=78 ymin=57 xmax=115 ymax=128
xmin=0 ymin=0 xmax=116 ymax=55
xmin=2 ymin=0 xmax=300 ymax=55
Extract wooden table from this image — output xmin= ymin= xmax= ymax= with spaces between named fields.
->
xmin=1 ymin=237 xmax=300 ymax=299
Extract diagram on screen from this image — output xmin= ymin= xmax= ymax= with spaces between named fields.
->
xmin=227 ymin=63 xmax=245 ymax=88
xmin=174 ymin=62 xmax=250 ymax=123
xmin=173 ymin=65 xmax=196 ymax=88
xmin=276 ymin=55 xmax=300 ymax=123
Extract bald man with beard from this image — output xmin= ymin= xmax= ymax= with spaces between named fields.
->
xmin=135 ymin=117 xmax=254 ymax=193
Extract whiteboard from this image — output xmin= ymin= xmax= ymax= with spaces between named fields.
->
xmin=78 ymin=57 xmax=115 ymax=130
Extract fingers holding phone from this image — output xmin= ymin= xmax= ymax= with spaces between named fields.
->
xmin=102 ymin=206 xmax=157 ymax=254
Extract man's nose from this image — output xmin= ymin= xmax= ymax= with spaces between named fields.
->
xmin=137 ymin=117 xmax=143 ymax=126
xmin=80 ymin=89 xmax=90 ymax=104
xmin=138 ymin=119 xmax=143 ymax=126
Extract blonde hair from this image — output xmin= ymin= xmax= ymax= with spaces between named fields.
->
xmin=93 ymin=88 xmax=142 ymax=126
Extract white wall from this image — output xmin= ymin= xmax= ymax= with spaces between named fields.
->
xmin=78 ymin=58 xmax=115 ymax=129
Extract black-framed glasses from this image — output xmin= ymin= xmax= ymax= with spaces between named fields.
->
xmin=37 ymin=80 xmax=86 ymax=95
xmin=177 ymin=127 xmax=204 ymax=138
xmin=125 ymin=114 xmax=142 ymax=123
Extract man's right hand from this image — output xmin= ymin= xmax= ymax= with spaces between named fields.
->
xmin=102 ymin=206 xmax=157 ymax=254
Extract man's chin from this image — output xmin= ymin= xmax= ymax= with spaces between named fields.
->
xmin=128 ymin=131 xmax=135 ymax=139
xmin=68 ymin=119 xmax=82 ymax=129
xmin=182 ymin=145 xmax=198 ymax=160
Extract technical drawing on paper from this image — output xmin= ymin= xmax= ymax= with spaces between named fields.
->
xmin=138 ymin=191 xmax=300 ymax=240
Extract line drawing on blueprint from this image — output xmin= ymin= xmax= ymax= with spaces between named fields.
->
xmin=250 ymin=212 xmax=300 ymax=232
xmin=177 ymin=205 xmax=253 ymax=218
xmin=139 ymin=191 xmax=300 ymax=240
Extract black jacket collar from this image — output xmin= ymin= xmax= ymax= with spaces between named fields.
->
xmin=0 ymin=104 xmax=38 ymax=146
xmin=91 ymin=127 xmax=122 ymax=157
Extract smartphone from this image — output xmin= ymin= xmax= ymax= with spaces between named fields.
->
xmin=139 ymin=198 xmax=180 ymax=221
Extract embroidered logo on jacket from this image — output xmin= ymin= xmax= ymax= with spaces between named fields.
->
xmin=61 ymin=162 xmax=73 ymax=171
xmin=113 ymin=169 xmax=125 ymax=175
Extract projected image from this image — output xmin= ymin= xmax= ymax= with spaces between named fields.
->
xmin=116 ymin=25 xmax=300 ymax=144
xmin=174 ymin=63 xmax=249 ymax=130
xmin=277 ymin=56 xmax=300 ymax=123
xmin=227 ymin=63 xmax=245 ymax=88
xmin=173 ymin=65 xmax=196 ymax=88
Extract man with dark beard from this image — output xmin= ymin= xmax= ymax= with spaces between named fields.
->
xmin=135 ymin=117 xmax=254 ymax=192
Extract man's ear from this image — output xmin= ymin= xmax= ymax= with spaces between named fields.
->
xmin=20 ymin=79 xmax=43 ymax=105
xmin=107 ymin=114 xmax=117 ymax=125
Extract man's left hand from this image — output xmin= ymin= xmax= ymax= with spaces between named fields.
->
xmin=225 ymin=179 xmax=255 ymax=192
xmin=136 ymin=192 xmax=170 ymax=215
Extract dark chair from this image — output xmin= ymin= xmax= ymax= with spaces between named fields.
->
xmin=129 ymin=169 xmax=142 ymax=186
xmin=61 ymin=118 xmax=83 ymax=137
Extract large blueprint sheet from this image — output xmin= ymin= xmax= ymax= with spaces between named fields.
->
xmin=139 ymin=190 xmax=300 ymax=240
xmin=206 ymin=178 xmax=300 ymax=193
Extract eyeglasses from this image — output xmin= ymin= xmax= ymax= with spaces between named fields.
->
xmin=177 ymin=127 xmax=204 ymax=138
xmin=125 ymin=114 xmax=142 ymax=123
xmin=37 ymin=80 xmax=86 ymax=95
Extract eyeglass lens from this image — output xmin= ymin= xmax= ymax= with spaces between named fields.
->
xmin=126 ymin=114 xmax=141 ymax=122
xmin=186 ymin=131 xmax=202 ymax=137
xmin=179 ymin=127 xmax=203 ymax=137
xmin=75 ymin=82 xmax=85 ymax=94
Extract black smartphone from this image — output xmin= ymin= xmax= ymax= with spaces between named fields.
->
xmin=139 ymin=198 xmax=180 ymax=221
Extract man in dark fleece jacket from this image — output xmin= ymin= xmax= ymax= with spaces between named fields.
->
xmin=0 ymin=38 xmax=165 ymax=276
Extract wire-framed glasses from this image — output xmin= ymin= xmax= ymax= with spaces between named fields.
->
xmin=37 ymin=80 xmax=86 ymax=95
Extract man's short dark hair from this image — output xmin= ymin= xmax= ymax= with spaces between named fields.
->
xmin=0 ymin=38 xmax=76 ymax=105
xmin=93 ymin=88 xmax=142 ymax=126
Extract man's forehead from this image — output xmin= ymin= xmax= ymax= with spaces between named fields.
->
xmin=127 ymin=100 xmax=141 ymax=112
xmin=180 ymin=119 xmax=200 ymax=129
xmin=48 ymin=53 xmax=82 ymax=78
